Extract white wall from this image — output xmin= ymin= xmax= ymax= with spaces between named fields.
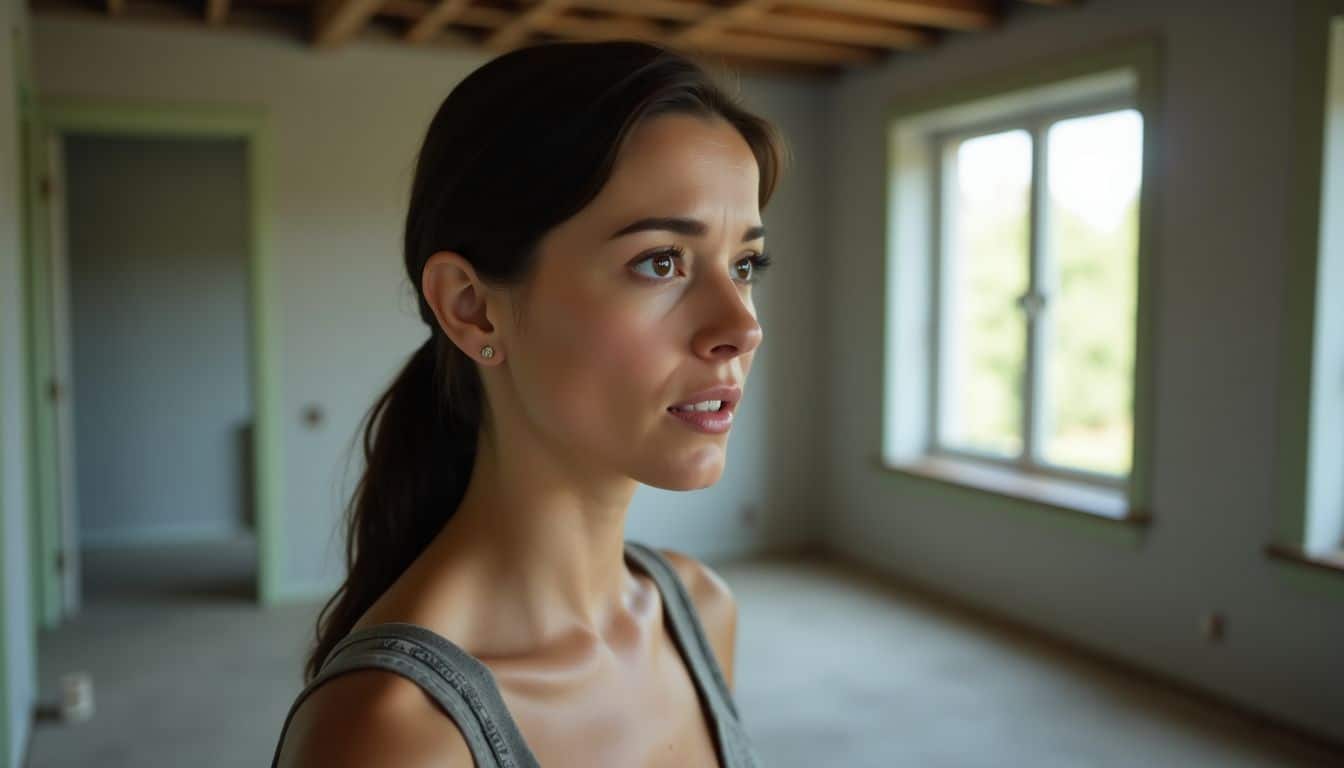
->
xmin=64 ymin=134 xmax=253 ymax=546
xmin=31 ymin=15 xmax=831 ymax=596
xmin=823 ymin=0 xmax=1344 ymax=745
xmin=0 ymin=0 xmax=36 ymax=764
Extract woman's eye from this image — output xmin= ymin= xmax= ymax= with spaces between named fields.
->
xmin=631 ymin=248 xmax=773 ymax=284
xmin=736 ymin=251 xmax=773 ymax=285
xmin=734 ymin=257 xmax=754 ymax=282
xmin=631 ymin=248 xmax=683 ymax=280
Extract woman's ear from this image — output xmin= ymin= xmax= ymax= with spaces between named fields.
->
xmin=422 ymin=251 xmax=503 ymax=364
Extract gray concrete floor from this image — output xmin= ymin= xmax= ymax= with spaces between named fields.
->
xmin=22 ymin=536 xmax=1344 ymax=767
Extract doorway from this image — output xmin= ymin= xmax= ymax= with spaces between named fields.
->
xmin=22 ymin=99 xmax=285 ymax=626
xmin=65 ymin=133 xmax=256 ymax=601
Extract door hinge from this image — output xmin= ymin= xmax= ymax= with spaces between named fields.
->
xmin=55 ymin=550 xmax=65 ymax=573
xmin=47 ymin=377 xmax=62 ymax=403
xmin=39 ymin=174 xmax=52 ymax=203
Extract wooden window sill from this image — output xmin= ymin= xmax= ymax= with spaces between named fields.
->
xmin=1266 ymin=543 xmax=1344 ymax=576
xmin=878 ymin=455 xmax=1150 ymax=527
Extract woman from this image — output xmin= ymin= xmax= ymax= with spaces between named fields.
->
xmin=270 ymin=39 xmax=784 ymax=767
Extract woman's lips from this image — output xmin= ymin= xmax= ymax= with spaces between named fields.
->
xmin=666 ymin=400 xmax=735 ymax=434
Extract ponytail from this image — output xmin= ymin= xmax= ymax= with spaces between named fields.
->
xmin=303 ymin=333 xmax=480 ymax=683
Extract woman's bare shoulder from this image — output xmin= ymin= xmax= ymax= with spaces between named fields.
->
xmin=276 ymin=668 xmax=475 ymax=768
xmin=655 ymin=547 xmax=739 ymax=689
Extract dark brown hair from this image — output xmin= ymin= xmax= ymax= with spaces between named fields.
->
xmin=305 ymin=40 xmax=788 ymax=684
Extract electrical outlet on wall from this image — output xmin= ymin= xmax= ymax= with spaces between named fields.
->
xmin=1201 ymin=611 xmax=1226 ymax=644
xmin=739 ymin=502 xmax=758 ymax=528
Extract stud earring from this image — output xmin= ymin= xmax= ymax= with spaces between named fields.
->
xmin=480 ymin=345 xmax=495 ymax=359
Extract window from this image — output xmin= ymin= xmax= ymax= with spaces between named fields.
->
xmin=882 ymin=48 xmax=1156 ymax=521
xmin=1268 ymin=8 xmax=1344 ymax=580
xmin=932 ymin=104 xmax=1142 ymax=488
xmin=1307 ymin=15 xmax=1344 ymax=555
xmin=1292 ymin=13 xmax=1344 ymax=556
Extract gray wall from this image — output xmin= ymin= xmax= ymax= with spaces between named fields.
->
xmin=822 ymin=0 xmax=1344 ymax=745
xmin=25 ymin=0 xmax=1341 ymax=750
xmin=31 ymin=16 xmax=831 ymax=595
xmin=63 ymin=134 xmax=252 ymax=546
xmin=0 ymin=0 xmax=36 ymax=766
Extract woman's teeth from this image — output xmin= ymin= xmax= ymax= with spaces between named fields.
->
xmin=671 ymin=400 xmax=723 ymax=413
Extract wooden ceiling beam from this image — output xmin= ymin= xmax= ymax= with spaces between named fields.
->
xmin=314 ymin=0 xmax=1006 ymax=61
xmin=385 ymin=0 xmax=928 ymax=54
xmin=541 ymin=14 xmax=880 ymax=66
xmin=311 ymin=0 xmax=385 ymax=48
xmin=380 ymin=2 xmax=514 ymax=29
xmin=787 ymin=0 xmax=997 ymax=31
xmin=482 ymin=0 xmax=569 ymax=52
xmin=703 ymin=28 xmax=881 ymax=64
xmin=567 ymin=0 xmax=945 ymax=47
xmin=568 ymin=0 xmax=705 ymax=22
xmin=751 ymin=14 xmax=936 ymax=49
xmin=666 ymin=0 xmax=776 ymax=46
xmin=384 ymin=2 xmax=852 ymax=72
xmin=206 ymin=0 xmax=230 ymax=25
xmin=403 ymin=0 xmax=472 ymax=43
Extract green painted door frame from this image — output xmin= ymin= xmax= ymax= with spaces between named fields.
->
xmin=21 ymin=97 xmax=288 ymax=622
xmin=2 ymin=19 xmax=38 ymax=768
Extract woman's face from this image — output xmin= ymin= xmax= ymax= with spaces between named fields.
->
xmin=498 ymin=112 xmax=765 ymax=491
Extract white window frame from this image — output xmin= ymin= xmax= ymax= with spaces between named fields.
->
xmin=1301 ymin=15 xmax=1344 ymax=553
xmin=927 ymin=94 xmax=1137 ymax=492
xmin=881 ymin=45 xmax=1159 ymax=524
xmin=1267 ymin=4 xmax=1344 ymax=583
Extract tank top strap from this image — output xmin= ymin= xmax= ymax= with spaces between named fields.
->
xmin=624 ymin=541 xmax=739 ymax=718
xmin=269 ymin=622 xmax=541 ymax=768
xmin=624 ymin=541 xmax=762 ymax=767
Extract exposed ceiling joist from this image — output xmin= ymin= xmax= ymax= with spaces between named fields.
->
xmin=404 ymin=0 xmax=473 ymax=44
xmin=543 ymin=14 xmax=880 ymax=66
xmin=483 ymin=0 xmax=569 ymax=52
xmin=667 ymin=0 xmax=776 ymax=46
xmin=753 ymin=13 xmax=935 ymax=50
xmin=206 ymin=0 xmax=229 ymax=26
xmin=311 ymin=0 xmax=385 ymax=48
xmin=558 ymin=0 xmax=937 ymax=51
xmin=788 ymin=0 xmax=996 ymax=32
xmin=569 ymin=0 xmax=705 ymax=22
xmin=34 ymin=0 xmax=1079 ymax=75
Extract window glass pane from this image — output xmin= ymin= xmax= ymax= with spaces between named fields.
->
xmin=1040 ymin=109 xmax=1141 ymax=476
xmin=941 ymin=129 xmax=1031 ymax=457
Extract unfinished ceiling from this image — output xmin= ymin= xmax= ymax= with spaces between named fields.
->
xmin=29 ymin=0 xmax=1079 ymax=77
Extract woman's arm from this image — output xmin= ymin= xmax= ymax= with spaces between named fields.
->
xmin=276 ymin=670 xmax=475 ymax=768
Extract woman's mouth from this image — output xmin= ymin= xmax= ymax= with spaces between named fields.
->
xmin=666 ymin=398 xmax=736 ymax=434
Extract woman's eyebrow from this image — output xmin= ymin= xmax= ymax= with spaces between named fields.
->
xmin=608 ymin=216 xmax=765 ymax=243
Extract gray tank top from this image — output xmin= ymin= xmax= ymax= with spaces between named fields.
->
xmin=269 ymin=540 xmax=762 ymax=767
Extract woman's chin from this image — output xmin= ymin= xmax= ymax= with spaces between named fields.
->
xmin=641 ymin=461 xmax=725 ymax=491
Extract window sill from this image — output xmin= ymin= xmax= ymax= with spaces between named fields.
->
xmin=876 ymin=454 xmax=1150 ymax=527
xmin=1265 ymin=543 xmax=1344 ymax=576
xmin=1265 ymin=543 xmax=1344 ymax=600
